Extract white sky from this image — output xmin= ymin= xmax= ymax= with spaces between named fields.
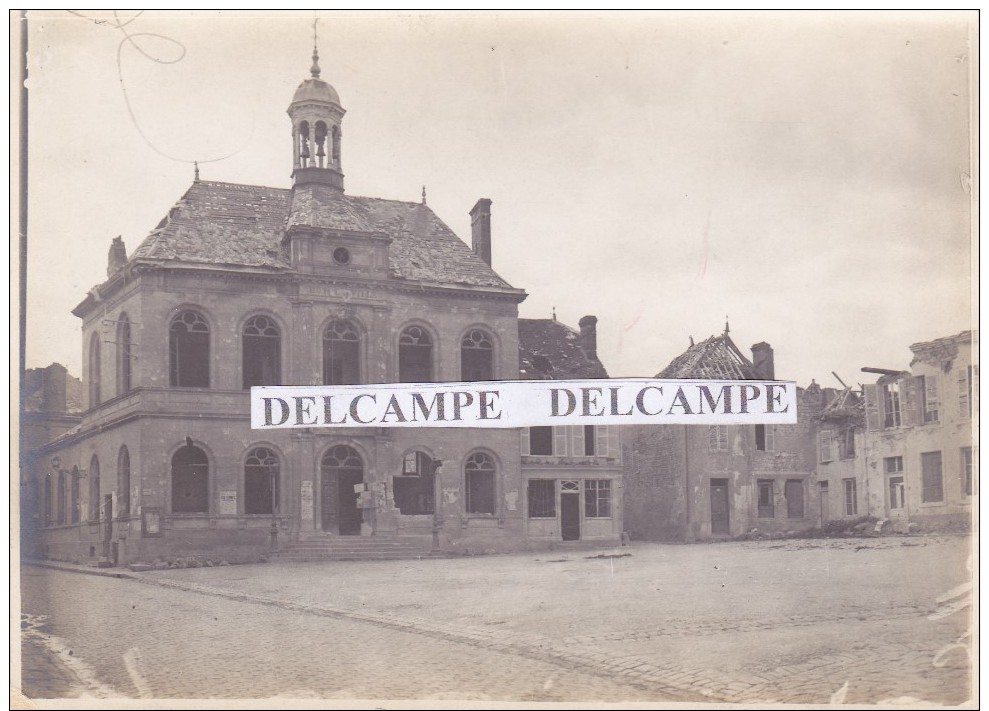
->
xmin=21 ymin=10 xmax=975 ymax=387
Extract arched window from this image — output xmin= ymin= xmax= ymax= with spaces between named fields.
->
xmin=117 ymin=446 xmax=131 ymax=517
xmin=323 ymin=320 xmax=360 ymax=385
xmin=57 ymin=470 xmax=67 ymax=524
xmin=89 ymin=332 xmax=101 ymax=407
xmin=465 ymin=452 xmax=496 ymax=515
xmin=245 ymin=447 xmax=279 ymax=514
xmin=399 ymin=326 xmax=432 ymax=383
xmin=242 ymin=315 xmax=281 ymax=388
xmin=461 ymin=329 xmax=494 ymax=381
xmin=117 ymin=313 xmax=132 ymax=395
xmin=331 ymin=125 xmax=341 ymax=163
xmin=314 ymin=121 xmax=328 ymax=168
xmin=89 ymin=458 xmax=100 ymax=521
xmin=393 ymin=451 xmax=435 ymax=515
xmin=70 ymin=467 xmax=80 ymax=523
xmin=44 ymin=475 xmax=52 ymax=525
xmin=320 ymin=445 xmax=364 ymax=535
xmin=172 ymin=444 xmax=208 ymax=513
xmin=298 ymin=120 xmax=311 ymax=167
xmin=170 ymin=311 xmax=210 ymax=388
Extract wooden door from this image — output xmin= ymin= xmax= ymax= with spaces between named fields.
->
xmin=710 ymin=479 xmax=729 ymax=535
xmin=561 ymin=493 xmax=581 ymax=541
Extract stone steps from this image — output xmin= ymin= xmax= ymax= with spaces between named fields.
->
xmin=278 ymin=535 xmax=434 ymax=561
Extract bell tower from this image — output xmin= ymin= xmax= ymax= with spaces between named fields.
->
xmin=287 ymin=43 xmax=345 ymax=190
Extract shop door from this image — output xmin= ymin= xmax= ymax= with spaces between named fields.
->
xmin=561 ymin=493 xmax=581 ymax=541
xmin=710 ymin=479 xmax=730 ymax=535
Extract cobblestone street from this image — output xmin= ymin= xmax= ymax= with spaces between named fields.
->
xmin=18 ymin=535 xmax=974 ymax=706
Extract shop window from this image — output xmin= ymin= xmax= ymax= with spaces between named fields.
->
xmin=465 ymin=452 xmax=496 ymax=514
xmin=243 ymin=315 xmax=281 ymax=388
xmin=172 ymin=444 xmax=209 ymax=513
xmin=399 ymin=326 xmax=432 ymax=383
xmin=117 ymin=446 xmax=131 ymax=517
xmin=244 ymin=447 xmax=279 ymax=514
xmin=393 ymin=451 xmax=434 ymax=515
xmin=921 ymin=451 xmax=943 ymax=503
xmin=169 ymin=310 xmax=210 ymax=387
xmin=461 ymin=329 xmax=494 ymax=381
xmin=757 ymin=479 xmax=774 ymax=518
xmin=527 ymin=479 xmax=556 ymax=518
xmin=843 ymin=478 xmax=857 ymax=515
xmin=323 ymin=320 xmax=361 ymax=385
xmin=584 ymin=479 xmax=612 ymax=518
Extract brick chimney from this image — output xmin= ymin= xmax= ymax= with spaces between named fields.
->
xmin=41 ymin=363 xmax=68 ymax=414
xmin=469 ymin=198 xmax=492 ymax=266
xmin=107 ymin=236 xmax=127 ymax=277
xmin=751 ymin=342 xmax=775 ymax=380
xmin=579 ymin=315 xmax=598 ymax=361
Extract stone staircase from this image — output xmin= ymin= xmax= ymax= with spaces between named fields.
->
xmin=276 ymin=534 xmax=435 ymax=562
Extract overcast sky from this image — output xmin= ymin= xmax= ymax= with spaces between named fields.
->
xmin=21 ymin=10 xmax=975 ymax=387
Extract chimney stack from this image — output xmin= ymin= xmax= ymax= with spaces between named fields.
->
xmin=579 ymin=315 xmax=598 ymax=361
xmin=107 ymin=236 xmax=127 ymax=277
xmin=469 ymin=198 xmax=492 ymax=266
xmin=751 ymin=342 xmax=775 ymax=380
xmin=41 ymin=363 xmax=68 ymax=414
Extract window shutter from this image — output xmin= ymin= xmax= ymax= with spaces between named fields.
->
xmin=925 ymin=373 xmax=940 ymax=412
xmin=958 ymin=368 xmax=970 ymax=418
xmin=863 ymin=385 xmax=881 ymax=430
xmin=520 ymin=428 xmax=530 ymax=456
xmin=904 ymin=376 xmax=923 ymax=427
xmin=596 ymin=425 xmax=609 ymax=458
xmin=765 ymin=426 xmax=775 ymax=452
xmin=608 ymin=426 xmax=620 ymax=463
xmin=553 ymin=426 xmax=568 ymax=457
xmin=819 ymin=430 xmax=833 ymax=463
xmin=572 ymin=426 xmax=585 ymax=457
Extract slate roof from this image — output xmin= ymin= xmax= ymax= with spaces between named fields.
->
xmin=518 ymin=318 xmax=608 ymax=380
xmin=656 ymin=333 xmax=758 ymax=380
xmin=129 ymin=180 xmax=515 ymax=290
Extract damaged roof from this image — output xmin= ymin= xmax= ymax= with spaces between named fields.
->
xmin=820 ymin=386 xmax=865 ymax=424
xmin=22 ymin=366 xmax=83 ymax=415
xmin=909 ymin=330 xmax=974 ymax=367
xmin=518 ymin=318 xmax=608 ymax=380
xmin=129 ymin=180 xmax=515 ymax=289
xmin=656 ymin=333 xmax=758 ymax=380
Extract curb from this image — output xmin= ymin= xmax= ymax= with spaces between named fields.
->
xmin=23 ymin=560 xmax=137 ymax=580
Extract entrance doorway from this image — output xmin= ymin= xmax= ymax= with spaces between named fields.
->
xmin=710 ymin=479 xmax=729 ymax=535
xmin=560 ymin=480 xmax=580 ymax=541
xmin=320 ymin=445 xmax=364 ymax=535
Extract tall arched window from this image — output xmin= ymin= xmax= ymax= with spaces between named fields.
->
xmin=242 ymin=315 xmax=281 ymax=388
xmin=70 ymin=467 xmax=80 ymax=523
xmin=399 ymin=326 xmax=432 ymax=383
xmin=461 ymin=329 xmax=494 ymax=381
xmin=244 ymin=447 xmax=279 ymax=514
xmin=89 ymin=332 xmax=102 ymax=407
xmin=393 ymin=451 xmax=435 ymax=515
xmin=465 ymin=452 xmax=496 ymax=515
xmin=323 ymin=320 xmax=360 ymax=385
xmin=117 ymin=313 xmax=132 ymax=395
xmin=172 ymin=444 xmax=208 ymax=513
xmin=89 ymin=458 xmax=100 ymax=521
xmin=57 ymin=470 xmax=67 ymax=524
xmin=117 ymin=446 xmax=131 ymax=517
xmin=44 ymin=475 xmax=52 ymax=525
xmin=170 ymin=311 xmax=210 ymax=387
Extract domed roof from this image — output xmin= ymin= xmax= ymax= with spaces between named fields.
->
xmin=292 ymin=77 xmax=340 ymax=106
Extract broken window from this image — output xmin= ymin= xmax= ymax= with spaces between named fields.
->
xmin=837 ymin=428 xmax=856 ymax=459
xmin=243 ymin=315 xmax=281 ymax=388
xmin=962 ymin=447 xmax=973 ymax=497
xmin=843 ymin=478 xmax=857 ymax=516
xmin=461 ymin=329 xmax=494 ymax=381
xmin=88 ymin=458 xmax=100 ymax=521
xmin=89 ymin=332 xmax=101 ymax=407
xmin=170 ymin=310 xmax=210 ymax=388
xmin=755 ymin=424 xmax=775 ymax=452
xmin=709 ymin=425 xmax=729 ymax=451
xmin=528 ymin=426 xmax=554 ymax=455
xmin=245 ymin=447 xmax=279 ymax=514
xmin=172 ymin=444 xmax=209 ymax=513
xmin=919 ymin=374 xmax=940 ymax=424
xmin=117 ymin=446 xmax=130 ymax=517
xmin=818 ymin=430 xmax=834 ymax=463
xmin=785 ymin=479 xmax=804 ymax=519
xmin=323 ymin=319 xmax=361 ymax=385
xmin=888 ymin=475 xmax=905 ymax=509
xmin=393 ymin=451 xmax=434 ymax=515
xmin=399 ymin=326 xmax=432 ymax=383
xmin=882 ymin=382 xmax=902 ymax=428
xmin=757 ymin=479 xmax=774 ymax=518
xmin=585 ymin=479 xmax=612 ymax=518
xmin=527 ymin=479 xmax=556 ymax=518
xmin=465 ymin=452 xmax=496 ymax=514
xmin=117 ymin=313 xmax=132 ymax=395
xmin=921 ymin=451 xmax=943 ymax=503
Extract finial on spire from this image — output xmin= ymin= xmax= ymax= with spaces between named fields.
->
xmin=310 ymin=17 xmax=321 ymax=78
xmin=552 ymin=306 xmax=557 ymax=321
xmin=421 ymin=185 xmax=427 ymax=205
xmin=725 ymin=316 xmax=730 ymax=334
xmin=194 ymin=161 xmax=200 ymax=181
xmin=689 ymin=335 xmax=694 ymax=346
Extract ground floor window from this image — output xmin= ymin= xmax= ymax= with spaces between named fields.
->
xmin=465 ymin=452 xmax=495 ymax=514
xmin=584 ymin=479 xmax=612 ymax=518
xmin=527 ymin=479 xmax=556 ymax=518
xmin=172 ymin=444 xmax=209 ymax=513
xmin=244 ymin=447 xmax=279 ymax=514
xmin=393 ymin=451 xmax=434 ymax=515
xmin=843 ymin=478 xmax=857 ymax=515
xmin=921 ymin=451 xmax=943 ymax=503
xmin=757 ymin=479 xmax=774 ymax=517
